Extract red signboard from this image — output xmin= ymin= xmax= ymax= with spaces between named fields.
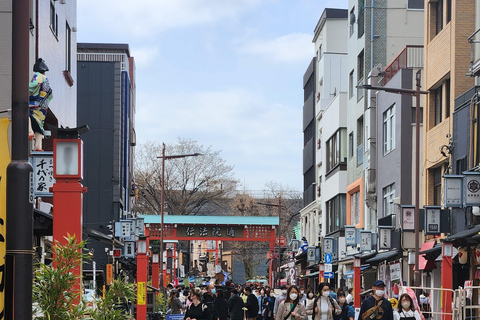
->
xmin=275 ymin=236 xmax=287 ymax=247
xmin=113 ymin=249 xmax=121 ymax=257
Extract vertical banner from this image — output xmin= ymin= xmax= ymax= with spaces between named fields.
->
xmin=288 ymin=259 xmax=297 ymax=286
xmin=106 ymin=264 xmax=113 ymax=285
xmin=137 ymin=282 xmax=146 ymax=305
xmin=0 ymin=117 xmax=12 ymax=319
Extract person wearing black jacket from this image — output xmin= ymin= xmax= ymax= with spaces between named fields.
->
xmin=203 ymin=284 xmax=217 ymax=320
xmin=185 ymin=288 xmax=212 ymax=320
xmin=245 ymin=286 xmax=260 ymax=320
xmin=359 ymin=280 xmax=393 ymax=320
xmin=215 ymin=289 xmax=229 ymax=320
xmin=228 ymin=289 xmax=245 ymax=320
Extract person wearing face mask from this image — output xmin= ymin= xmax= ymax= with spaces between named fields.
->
xmin=246 ymin=286 xmax=260 ymax=320
xmin=264 ymin=288 xmax=276 ymax=320
xmin=393 ymin=294 xmax=421 ymax=320
xmin=304 ymin=290 xmax=316 ymax=320
xmin=336 ymin=291 xmax=354 ymax=320
xmin=276 ymin=285 xmax=306 ymax=320
xmin=312 ymin=282 xmax=341 ymax=320
xmin=359 ymin=280 xmax=393 ymax=320
xmin=273 ymin=285 xmax=288 ymax=319
xmin=202 ymin=283 xmax=217 ymax=320
xmin=299 ymin=286 xmax=307 ymax=304
xmin=258 ymin=288 xmax=267 ymax=320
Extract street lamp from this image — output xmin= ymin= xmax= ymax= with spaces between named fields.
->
xmin=157 ymin=143 xmax=202 ymax=286
xmin=357 ymin=70 xmax=428 ymax=287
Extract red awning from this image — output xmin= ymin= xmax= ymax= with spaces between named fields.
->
xmin=414 ymin=241 xmax=437 ymax=271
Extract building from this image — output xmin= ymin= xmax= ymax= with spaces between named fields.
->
xmin=77 ymin=43 xmax=137 ymax=284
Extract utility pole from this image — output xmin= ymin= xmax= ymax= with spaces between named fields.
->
xmin=5 ymin=1 xmax=34 ymax=319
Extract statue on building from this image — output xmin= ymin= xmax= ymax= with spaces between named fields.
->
xmin=29 ymin=58 xmax=53 ymax=151
xmin=300 ymin=236 xmax=308 ymax=252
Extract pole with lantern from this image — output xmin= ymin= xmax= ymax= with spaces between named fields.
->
xmin=353 ymin=257 xmax=361 ymax=309
xmin=137 ymin=236 xmax=148 ymax=320
xmin=441 ymin=243 xmax=453 ymax=320
xmin=152 ymin=253 xmax=160 ymax=292
xmin=51 ymin=125 xmax=89 ymax=303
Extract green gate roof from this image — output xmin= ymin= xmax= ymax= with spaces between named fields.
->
xmin=140 ymin=214 xmax=279 ymax=226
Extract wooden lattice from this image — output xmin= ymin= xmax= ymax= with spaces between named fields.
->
xmin=148 ymin=224 xmax=175 ymax=238
xmin=245 ymin=225 xmax=271 ymax=239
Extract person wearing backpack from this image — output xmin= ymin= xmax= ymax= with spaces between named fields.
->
xmin=336 ymin=291 xmax=354 ymax=320
xmin=276 ymin=285 xmax=306 ymax=320
xmin=359 ymin=280 xmax=393 ymax=320
xmin=185 ymin=288 xmax=212 ymax=320
xmin=312 ymin=282 xmax=341 ymax=320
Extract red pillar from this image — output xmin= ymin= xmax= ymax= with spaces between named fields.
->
xmin=52 ymin=179 xmax=87 ymax=303
xmin=354 ymin=258 xmax=361 ymax=308
xmin=136 ymin=239 xmax=148 ymax=320
xmin=441 ymin=243 xmax=453 ymax=320
xmin=152 ymin=254 xmax=159 ymax=293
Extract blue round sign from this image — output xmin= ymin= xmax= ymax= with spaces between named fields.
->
xmin=324 ymin=253 xmax=332 ymax=264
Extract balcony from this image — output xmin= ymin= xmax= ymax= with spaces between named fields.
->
xmin=468 ymin=28 xmax=480 ymax=77
xmin=383 ymin=46 xmax=424 ymax=85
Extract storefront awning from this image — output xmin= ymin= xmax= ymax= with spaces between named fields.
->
xmin=443 ymin=225 xmax=480 ymax=246
xmin=305 ymin=271 xmax=319 ymax=278
xmin=414 ymin=241 xmax=437 ymax=270
xmin=343 ymin=266 xmax=370 ymax=279
xmin=365 ymin=249 xmax=399 ymax=264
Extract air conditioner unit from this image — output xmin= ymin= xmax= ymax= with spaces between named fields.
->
xmin=59 ymin=0 xmax=66 ymax=4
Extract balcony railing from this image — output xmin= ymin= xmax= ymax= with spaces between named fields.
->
xmin=468 ymin=28 xmax=480 ymax=77
xmin=383 ymin=45 xmax=424 ymax=84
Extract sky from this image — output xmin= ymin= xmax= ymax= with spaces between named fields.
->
xmin=77 ymin=0 xmax=348 ymax=192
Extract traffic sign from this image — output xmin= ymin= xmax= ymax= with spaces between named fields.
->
xmin=324 ymin=264 xmax=332 ymax=272
xmin=325 ymin=253 xmax=332 ymax=264
xmin=324 ymin=272 xmax=334 ymax=279
xmin=276 ymin=236 xmax=287 ymax=247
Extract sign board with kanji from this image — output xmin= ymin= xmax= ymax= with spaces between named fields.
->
xmin=137 ymin=282 xmax=146 ymax=305
xmin=30 ymin=151 xmax=55 ymax=197
xmin=424 ymin=206 xmax=441 ymax=235
xmin=106 ymin=264 xmax=113 ymax=285
xmin=124 ymin=241 xmax=135 ymax=258
xmin=177 ymin=225 xmax=244 ymax=238
xmin=464 ymin=172 xmax=480 ymax=206
xmin=444 ymin=175 xmax=463 ymax=207
xmin=307 ymin=246 xmax=315 ymax=262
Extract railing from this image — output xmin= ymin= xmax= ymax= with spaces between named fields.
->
xmin=383 ymin=45 xmax=424 ymax=84
xmin=77 ymin=52 xmax=130 ymax=72
xmin=468 ymin=28 xmax=480 ymax=76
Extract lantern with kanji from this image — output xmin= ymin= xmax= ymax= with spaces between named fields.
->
xmin=458 ymin=247 xmax=468 ymax=264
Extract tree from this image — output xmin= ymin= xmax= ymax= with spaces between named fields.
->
xmin=89 ymin=278 xmax=136 ymax=320
xmin=134 ymin=138 xmax=237 ymax=216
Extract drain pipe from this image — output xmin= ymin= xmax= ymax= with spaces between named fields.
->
xmin=371 ymin=0 xmax=375 ymax=71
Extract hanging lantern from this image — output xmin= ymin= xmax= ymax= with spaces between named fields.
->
xmin=458 ymin=247 xmax=468 ymax=264
xmin=475 ymin=245 xmax=480 ymax=264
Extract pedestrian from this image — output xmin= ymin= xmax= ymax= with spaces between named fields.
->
xmin=228 ymin=289 xmax=245 ymax=320
xmin=336 ymin=291 xmax=354 ymax=320
xmin=185 ymin=287 xmax=211 ymax=320
xmin=304 ymin=290 xmax=316 ymax=320
xmin=275 ymin=285 xmax=306 ymax=320
xmin=359 ymin=280 xmax=393 ymax=320
xmin=215 ymin=289 xmax=229 ymax=320
xmin=258 ymin=288 xmax=267 ymax=320
xmin=273 ymin=285 xmax=288 ymax=319
xmin=203 ymin=283 xmax=217 ymax=320
xmin=393 ymin=293 xmax=421 ymax=320
xmin=328 ymin=284 xmax=337 ymax=300
xmin=264 ymin=288 xmax=276 ymax=320
xmin=169 ymin=289 xmax=184 ymax=314
xmin=299 ymin=286 xmax=307 ymax=304
xmin=245 ymin=286 xmax=260 ymax=320
xmin=312 ymin=282 xmax=341 ymax=320
xmin=345 ymin=289 xmax=353 ymax=306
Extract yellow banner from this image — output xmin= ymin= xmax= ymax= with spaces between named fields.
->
xmin=0 ymin=117 xmax=11 ymax=320
xmin=137 ymin=282 xmax=146 ymax=305
xmin=106 ymin=264 xmax=113 ymax=285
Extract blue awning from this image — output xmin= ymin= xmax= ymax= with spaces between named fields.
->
xmin=343 ymin=266 xmax=369 ymax=279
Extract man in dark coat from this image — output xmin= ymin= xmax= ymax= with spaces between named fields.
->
xmin=203 ymin=283 xmax=217 ymax=320
xmin=228 ymin=289 xmax=244 ymax=320
xmin=359 ymin=280 xmax=393 ymax=320
xmin=245 ymin=286 xmax=259 ymax=320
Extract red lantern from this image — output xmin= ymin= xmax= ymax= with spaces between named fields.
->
xmin=458 ymin=247 xmax=468 ymax=264
xmin=475 ymin=245 xmax=480 ymax=264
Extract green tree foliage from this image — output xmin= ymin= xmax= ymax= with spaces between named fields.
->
xmin=89 ymin=278 xmax=136 ymax=320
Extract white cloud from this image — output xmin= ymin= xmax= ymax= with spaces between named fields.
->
xmin=130 ymin=47 xmax=159 ymax=69
xmin=77 ymin=0 xmax=263 ymax=39
xmin=239 ymin=33 xmax=313 ymax=64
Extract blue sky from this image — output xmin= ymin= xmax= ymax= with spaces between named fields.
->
xmin=77 ymin=0 xmax=348 ymax=192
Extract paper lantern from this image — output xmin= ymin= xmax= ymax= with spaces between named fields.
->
xmin=458 ymin=247 xmax=468 ymax=264
xmin=475 ymin=245 xmax=480 ymax=264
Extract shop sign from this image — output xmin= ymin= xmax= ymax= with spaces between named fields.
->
xmin=444 ymin=175 xmax=463 ymax=207
xmin=378 ymin=227 xmax=392 ymax=250
xmin=464 ymin=172 xmax=480 ymax=206
xmin=361 ymin=231 xmax=372 ymax=251
xmin=106 ymin=264 xmax=113 ymax=285
xmin=30 ymin=151 xmax=55 ymax=197
xmin=345 ymin=226 xmax=356 ymax=246
xmin=424 ymin=206 xmax=441 ymax=235
xmin=389 ymin=261 xmax=401 ymax=281
xmin=307 ymin=246 xmax=316 ymax=262
xmin=291 ymin=239 xmax=300 ymax=252
xmin=288 ymin=260 xmax=297 ymax=286
xmin=401 ymin=206 xmax=415 ymax=231
xmin=324 ymin=237 xmax=334 ymax=254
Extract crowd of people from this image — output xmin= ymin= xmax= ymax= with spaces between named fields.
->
xmin=163 ymin=279 xmax=424 ymax=320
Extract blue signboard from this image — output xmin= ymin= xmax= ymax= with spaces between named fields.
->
xmin=323 ymin=272 xmax=334 ymax=279
xmin=324 ymin=253 xmax=332 ymax=264
xmin=167 ymin=315 xmax=185 ymax=320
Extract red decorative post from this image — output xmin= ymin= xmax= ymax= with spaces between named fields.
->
xmin=152 ymin=253 xmax=160 ymax=293
xmin=441 ymin=243 xmax=453 ymax=320
xmin=319 ymin=263 xmax=325 ymax=285
xmin=354 ymin=257 xmax=361 ymax=308
xmin=137 ymin=237 xmax=148 ymax=320
xmin=52 ymin=128 xmax=88 ymax=303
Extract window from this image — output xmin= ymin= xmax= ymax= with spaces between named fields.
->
xmin=407 ymin=0 xmax=424 ymax=9
xmin=349 ymin=70 xmax=354 ymax=99
xmin=434 ymin=85 xmax=442 ymax=126
xmin=326 ymin=194 xmax=346 ymax=234
xmin=382 ymin=183 xmax=395 ymax=217
xmin=358 ymin=0 xmax=365 ymax=38
xmin=383 ymin=104 xmax=396 ymax=155
xmin=436 ymin=0 xmax=443 ymax=35
xmin=326 ymin=128 xmax=347 ymax=172
xmin=357 ymin=51 xmax=365 ymax=100
xmin=357 ymin=117 xmax=364 ymax=166
xmin=446 ymin=0 xmax=451 ymax=23
xmin=349 ymin=8 xmax=355 ymax=37
xmin=433 ymin=166 xmax=442 ymax=205
xmin=65 ymin=22 xmax=71 ymax=72
xmin=349 ymin=132 xmax=354 ymax=158
xmin=445 ymin=79 xmax=450 ymax=118
xmin=351 ymin=191 xmax=360 ymax=225
xmin=49 ymin=0 xmax=58 ymax=37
